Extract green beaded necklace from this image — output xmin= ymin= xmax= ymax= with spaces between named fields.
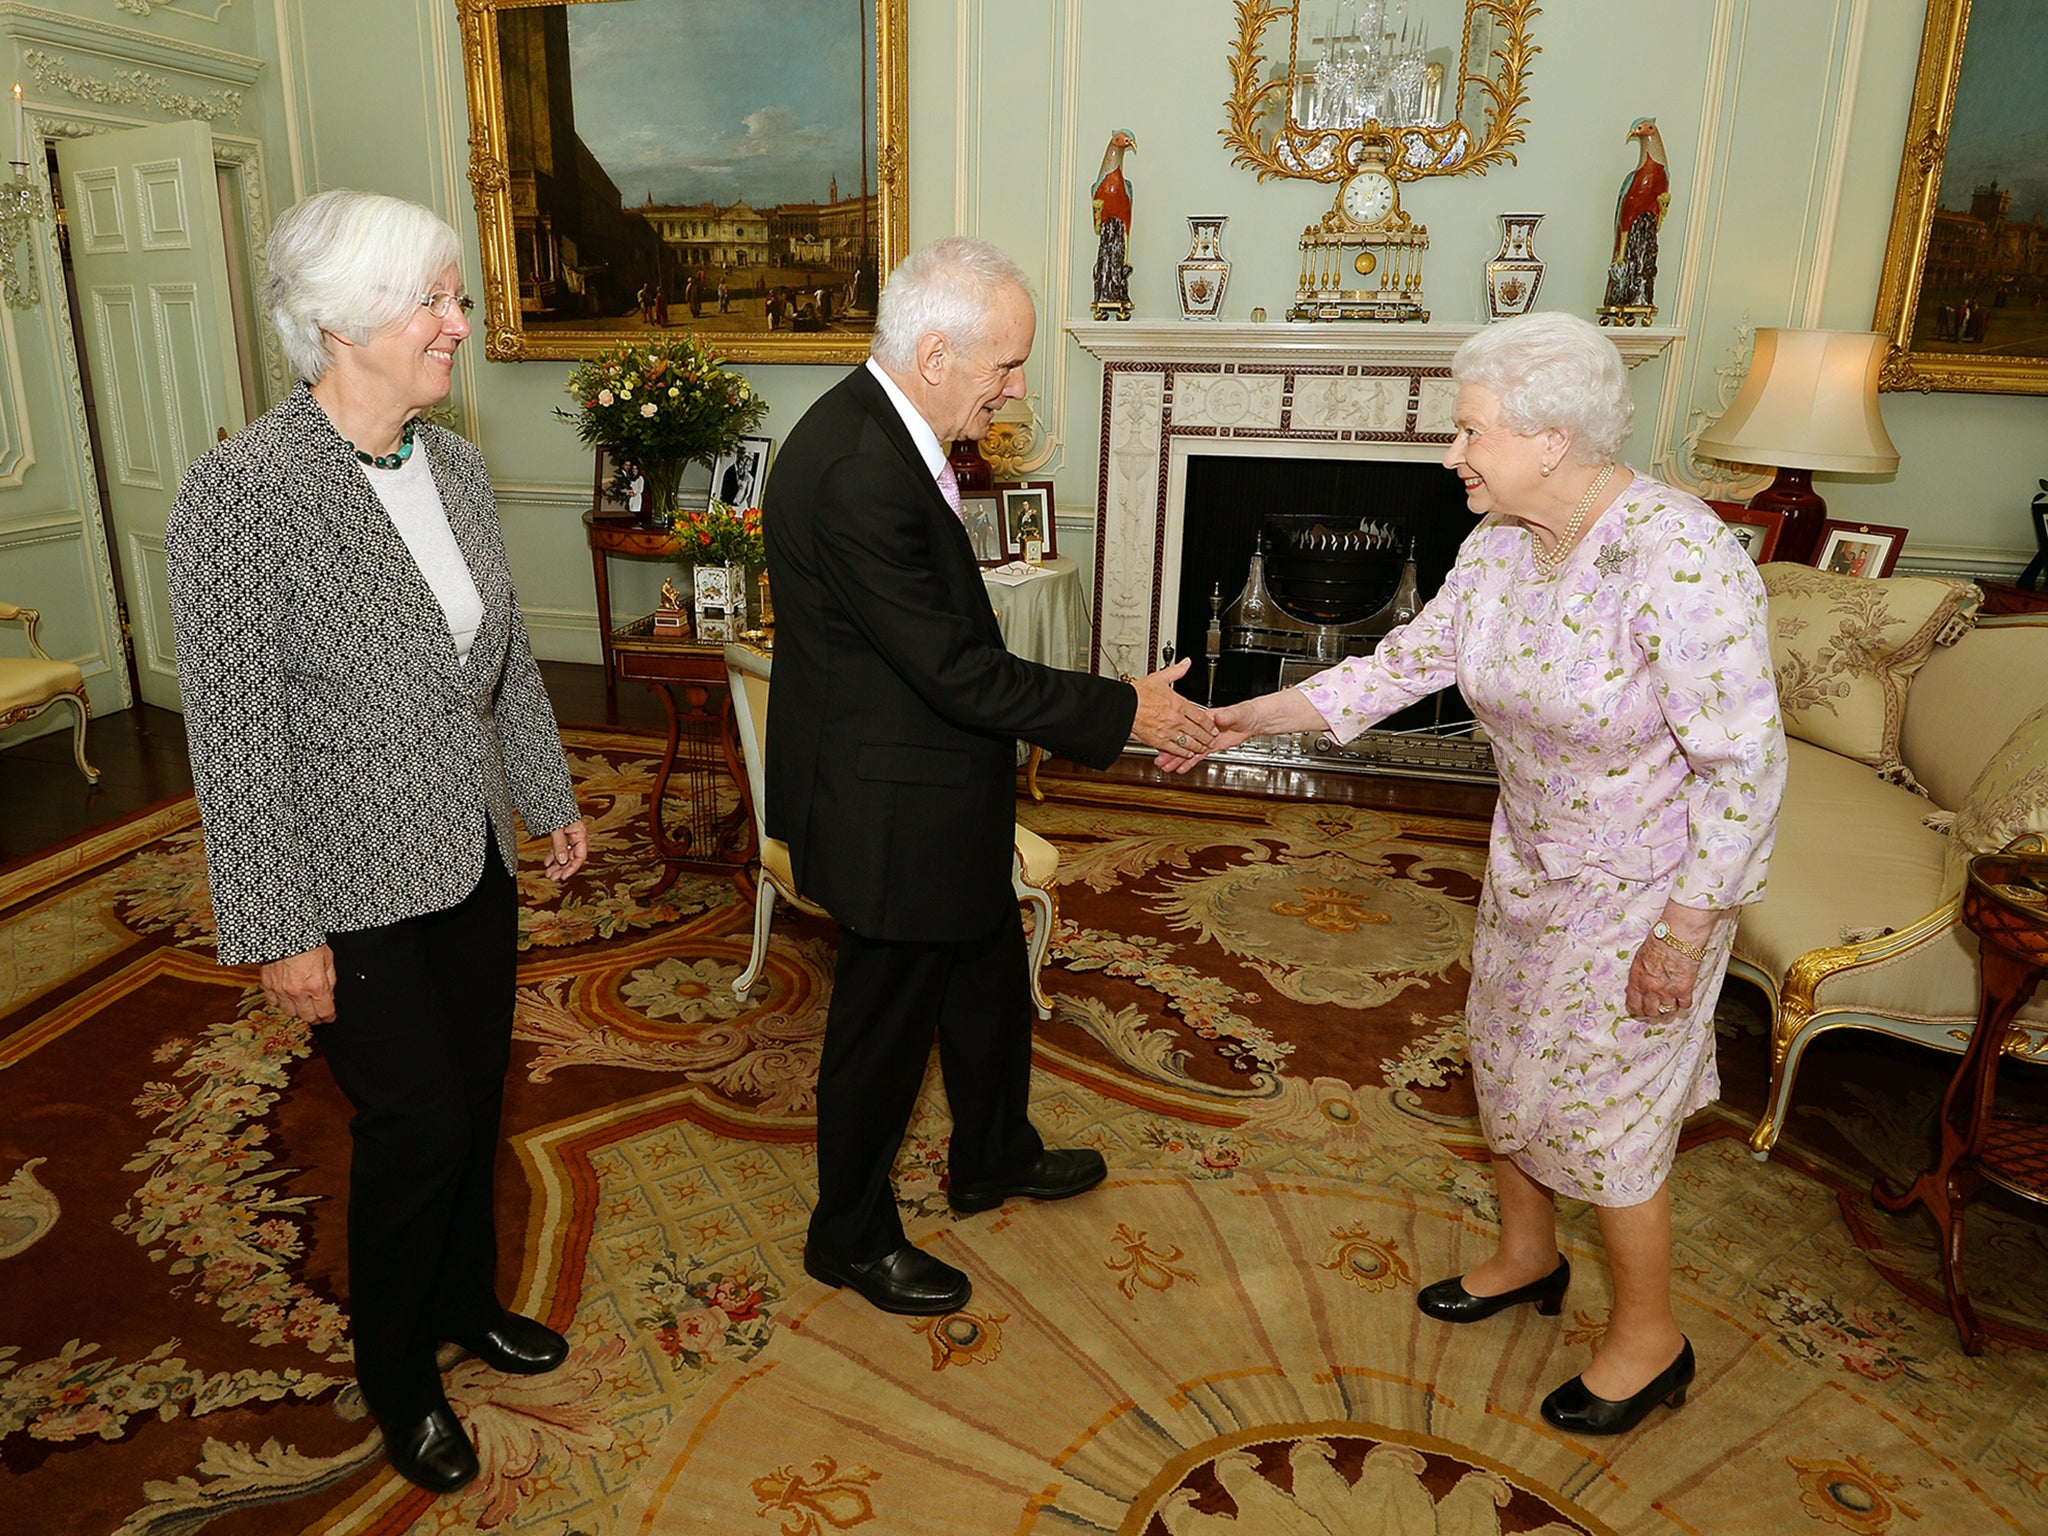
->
xmin=347 ymin=417 xmax=419 ymax=471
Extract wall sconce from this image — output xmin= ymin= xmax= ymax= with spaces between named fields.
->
xmin=3 ymin=86 xmax=47 ymax=309
xmin=1694 ymin=328 xmax=1899 ymax=565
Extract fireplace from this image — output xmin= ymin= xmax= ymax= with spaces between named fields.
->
xmin=1067 ymin=321 xmax=1679 ymax=781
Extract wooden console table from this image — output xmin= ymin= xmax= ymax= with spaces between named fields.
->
xmin=584 ymin=510 xmax=686 ymax=699
xmin=1874 ymin=840 xmax=2048 ymax=1353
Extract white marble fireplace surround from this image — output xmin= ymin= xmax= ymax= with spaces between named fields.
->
xmin=1066 ymin=322 xmax=1681 ymax=679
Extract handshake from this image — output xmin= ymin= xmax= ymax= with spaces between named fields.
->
xmin=1129 ymin=659 xmax=1328 ymax=775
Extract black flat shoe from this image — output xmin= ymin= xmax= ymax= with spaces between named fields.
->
xmin=1541 ymin=1338 xmax=1696 ymax=1436
xmin=1416 ymin=1256 xmax=1570 ymax=1323
xmin=948 ymin=1148 xmax=1108 ymax=1213
xmin=381 ymin=1404 xmax=479 ymax=1494
xmin=449 ymin=1312 xmax=569 ymax=1375
xmin=803 ymin=1243 xmax=971 ymax=1315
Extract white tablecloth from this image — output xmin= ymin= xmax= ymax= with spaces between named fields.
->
xmin=983 ymin=554 xmax=1089 ymax=672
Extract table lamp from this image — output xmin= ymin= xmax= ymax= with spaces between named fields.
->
xmin=1694 ymin=328 xmax=1900 ymax=566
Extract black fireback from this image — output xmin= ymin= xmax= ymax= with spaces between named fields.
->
xmin=1174 ymin=454 xmax=1480 ymax=715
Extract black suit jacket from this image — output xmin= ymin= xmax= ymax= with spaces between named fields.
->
xmin=763 ymin=366 xmax=1136 ymax=942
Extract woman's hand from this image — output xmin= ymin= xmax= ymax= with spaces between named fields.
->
xmin=261 ymin=944 xmax=337 ymax=1023
xmin=1626 ymin=902 xmax=1719 ymax=1020
xmin=1207 ymin=687 xmax=1330 ymax=755
xmin=545 ymin=819 xmax=589 ymax=883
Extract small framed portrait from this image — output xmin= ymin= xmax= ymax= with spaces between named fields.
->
xmin=1812 ymin=520 xmax=1908 ymax=579
xmin=1705 ymin=499 xmax=1786 ymax=563
xmin=593 ymin=448 xmax=645 ymax=520
xmin=710 ymin=434 xmax=774 ymax=509
xmin=996 ymin=481 xmax=1056 ymax=561
xmin=959 ymin=493 xmax=1005 ymax=565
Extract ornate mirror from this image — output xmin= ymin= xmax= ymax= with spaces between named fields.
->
xmin=1224 ymin=0 xmax=1540 ymax=183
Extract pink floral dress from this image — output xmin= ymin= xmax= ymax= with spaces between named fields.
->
xmin=1299 ymin=473 xmax=1786 ymax=1205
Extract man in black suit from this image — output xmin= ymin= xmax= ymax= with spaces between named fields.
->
xmin=764 ymin=236 xmax=1215 ymax=1315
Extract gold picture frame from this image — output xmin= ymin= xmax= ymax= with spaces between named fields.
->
xmin=456 ymin=0 xmax=908 ymax=365
xmin=1870 ymin=0 xmax=2048 ymax=395
xmin=1221 ymin=0 xmax=1540 ymax=185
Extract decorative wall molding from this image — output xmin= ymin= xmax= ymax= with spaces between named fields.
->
xmin=115 ymin=0 xmax=236 ymax=21
xmin=0 ymin=4 xmax=261 ymax=79
xmin=0 ymin=284 xmax=36 ymax=488
xmin=24 ymin=48 xmax=244 ymax=123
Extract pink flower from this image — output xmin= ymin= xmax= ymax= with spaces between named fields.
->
xmin=672 ymin=1306 xmax=730 ymax=1355
xmin=639 ymin=402 xmax=658 ymax=418
xmin=596 ymin=389 xmax=614 ymax=406
xmin=702 ymin=1278 xmax=763 ymax=1320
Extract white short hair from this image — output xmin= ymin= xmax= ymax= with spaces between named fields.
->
xmin=1451 ymin=311 xmax=1634 ymax=465
xmin=264 ymin=189 xmax=462 ymax=384
xmin=871 ymin=236 xmax=1032 ymax=370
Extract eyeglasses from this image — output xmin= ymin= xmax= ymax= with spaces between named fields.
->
xmin=418 ymin=290 xmax=475 ymax=318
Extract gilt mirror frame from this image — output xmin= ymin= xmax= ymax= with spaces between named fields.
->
xmin=456 ymin=0 xmax=908 ymax=364
xmin=1870 ymin=0 xmax=2048 ymax=396
xmin=1222 ymin=0 xmax=1541 ymax=184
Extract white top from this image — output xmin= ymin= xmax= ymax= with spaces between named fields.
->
xmin=864 ymin=356 xmax=949 ymax=487
xmin=359 ymin=443 xmax=484 ymax=661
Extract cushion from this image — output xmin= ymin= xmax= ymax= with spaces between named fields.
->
xmin=1900 ymin=618 xmax=2048 ymax=809
xmin=1758 ymin=563 xmax=1979 ymax=776
xmin=0 ymin=655 xmax=85 ymax=716
xmin=1942 ymin=703 xmax=2048 ymax=901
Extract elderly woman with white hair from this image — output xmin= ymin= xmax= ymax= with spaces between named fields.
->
xmin=1206 ymin=311 xmax=1784 ymax=1435
xmin=165 ymin=189 xmax=588 ymax=1495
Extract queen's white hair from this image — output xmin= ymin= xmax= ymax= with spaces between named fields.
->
xmin=264 ymin=189 xmax=462 ymax=384
xmin=871 ymin=236 xmax=1032 ymax=371
xmin=1451 ymin=311 xmax=1633 ymax=464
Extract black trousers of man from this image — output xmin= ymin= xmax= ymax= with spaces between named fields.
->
xmin=317 ymin=826 xmax=516 ymax=1424
xmin=809 ymin=902 xmax=1044 ymax=1262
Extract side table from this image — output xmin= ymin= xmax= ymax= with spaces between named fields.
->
xmin=984 ymin=554 xmax=1090 ymax=800
xmin=1873 ymin=837 xmax=2048 ymax=1353
xmin=584 ymin=511 xmax=685 ymax=699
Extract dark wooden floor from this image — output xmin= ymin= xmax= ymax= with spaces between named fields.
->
xmin=0 ymin=661 xmax=1494 ymax=870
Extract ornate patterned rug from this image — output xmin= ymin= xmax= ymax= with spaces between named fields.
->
xmin=2 ymin=737 xmax=2044 ymax=1535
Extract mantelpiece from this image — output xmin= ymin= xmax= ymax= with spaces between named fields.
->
xmin=1066 ymin=320 xmax=1682 ymax=678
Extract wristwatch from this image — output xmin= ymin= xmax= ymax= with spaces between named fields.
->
xmin=1650 ymin=920 xmax=1707 ymax=962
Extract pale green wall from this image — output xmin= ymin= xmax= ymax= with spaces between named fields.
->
xmin=5 ymin=0 xmax=2044 ymax=728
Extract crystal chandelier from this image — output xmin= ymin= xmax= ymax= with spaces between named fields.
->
xmin=1294 ymin=1 xmax=1439 ymax=131
xmin=2 ymin=86 xmax=47 ymax=309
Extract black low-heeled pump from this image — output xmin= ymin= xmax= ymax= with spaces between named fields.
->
xmin=1541 ymin=1337 xmax=1696 ymax=1436
xmin=1415 ymin=1255 xmax=1570 ymax=1323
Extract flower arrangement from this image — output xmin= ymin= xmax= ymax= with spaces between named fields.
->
xmin=556 ymin=333 xmax=767 ymax=524
xmin=671 ymin=498 xmax=764 ymax=567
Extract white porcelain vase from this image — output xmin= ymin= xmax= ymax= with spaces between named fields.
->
xmin=1485 ymin=213 xmax=1545 ymax=321
xmin=1177 ymin=216 xmax=1230 ymax=320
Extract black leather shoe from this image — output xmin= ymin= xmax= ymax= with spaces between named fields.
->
xmin=1541 ymin=1338 xmax=1695 ymax=1436
xmin=381 ymin=1404 xmax=479 ymax=1494
xmin=948 ymin=1148 xmax=1108 ymax=1213
xmin=803 ymin=1243 xmax=971 ymax=1315
xmin=1416 ymin=1256 xmax=1571 ymax=1323
xmin=450 ymin=1313 xmax=569 ymax=1375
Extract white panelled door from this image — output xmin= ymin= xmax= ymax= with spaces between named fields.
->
xmin=57 ymin=120 xmax=246 ymax=711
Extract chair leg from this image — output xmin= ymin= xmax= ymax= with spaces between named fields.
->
xmin=1018 ymin=885 xmax=1054 ymax=1020
xmin=734 ymin=878 xmax=777 ymax=998
xmin=65 ymin=692 xmax=99 ymax=784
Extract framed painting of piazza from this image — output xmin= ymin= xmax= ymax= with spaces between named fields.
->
xmin=457 ymin=0 xmax=907 ymax=364
xmin=1871 ymin=0 xmax=2048 ymax=394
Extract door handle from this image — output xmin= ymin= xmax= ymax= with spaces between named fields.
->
xmin=217 ymin=426 xmax=229 ymax=441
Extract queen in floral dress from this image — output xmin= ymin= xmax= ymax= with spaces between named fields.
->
xmin=1205 ymin=312 xmax=1785 ymax=1436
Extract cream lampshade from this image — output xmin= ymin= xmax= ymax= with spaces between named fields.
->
xmin=1694 ymin=328 xmax=1900 ymax=565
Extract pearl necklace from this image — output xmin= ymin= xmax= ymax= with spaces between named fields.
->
xmin=1531 ymin=463 xmax=1616 ymax=577
xmin=345 ymin=418 xmax=418 ymax=471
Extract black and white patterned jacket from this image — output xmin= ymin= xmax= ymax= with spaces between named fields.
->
xmin=166 ymin=384 xmax=580 ymax=967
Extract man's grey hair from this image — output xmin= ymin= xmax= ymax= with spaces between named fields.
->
xmin=871 ymin=236 xmax=1033 ymax=371
xmin=1451 ymin=311 xmax=1635 ymax=465
xmin=264 ymin=188 xmax=462 ymax=384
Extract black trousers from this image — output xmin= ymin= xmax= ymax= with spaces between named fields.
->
xmin=809 ymin=902 xmax=1044 ymax=1261
xmin=317 ymin=830 xmax=516 ymax=1423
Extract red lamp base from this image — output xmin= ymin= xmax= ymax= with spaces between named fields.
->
xmin=1750 ymin=468 xmax=1827 ymax=565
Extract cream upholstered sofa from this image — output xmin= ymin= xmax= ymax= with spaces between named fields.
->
xmin=1732 ymin=566 xmax=2048 ymax=1156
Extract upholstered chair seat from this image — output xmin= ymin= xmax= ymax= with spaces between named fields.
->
xmin=0 ymin=602 xmax=98 ymax=783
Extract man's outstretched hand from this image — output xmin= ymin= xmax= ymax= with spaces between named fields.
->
xmin=1132 ymin=658 xmax=1216 ymax=773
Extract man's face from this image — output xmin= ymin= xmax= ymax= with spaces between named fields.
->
xmin=927 ymin=284 xmax=1034 ymax=443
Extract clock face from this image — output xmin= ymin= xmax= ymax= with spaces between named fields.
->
xmin=1341 ymin=171 xmax=1396 ymax=226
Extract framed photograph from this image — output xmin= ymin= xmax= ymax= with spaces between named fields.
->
xmin=959 ymin=493 xmax=1005 ymax=566
xmin=996 ymin=482 xmax=1056 ymax=562
xmin=710 ymin=434 xmax=773 ymax=509
xmin=593 ymin=447 xmax=645 ymax=520
xmin=1812 ymin=520 xmax=1908 ymax=579
xmin=1705 ymin=499 xmax=1785 ymax=563
xmin=456 ymin=0 xmax=908 ymax=365
xmin=1870 ymin=0 xmax=2048 ymax=395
